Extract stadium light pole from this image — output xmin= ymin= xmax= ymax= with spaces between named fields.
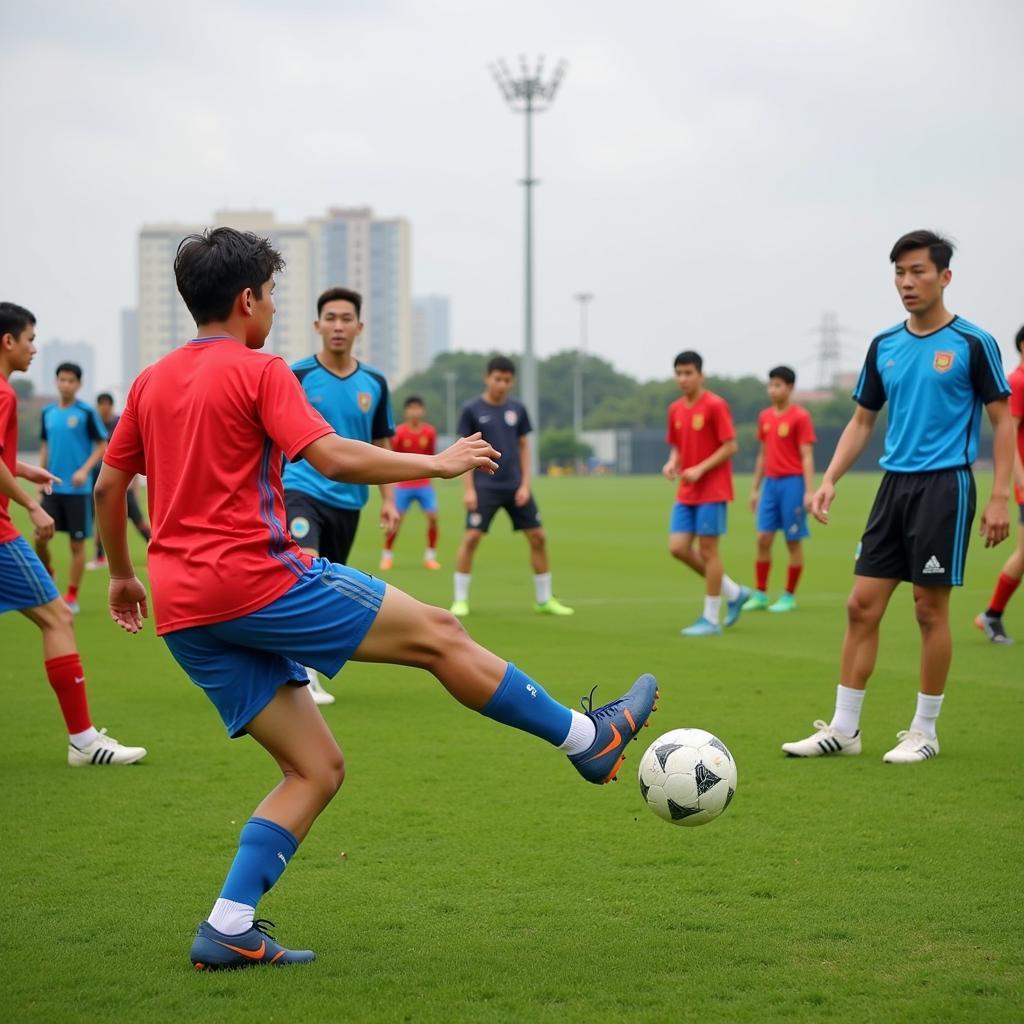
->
xmin=444 ymin=370 xmax=457 ymax=439
xmin=573 ymin=292 xmax=593 ymax=441
xmin=490 ymin=55 xmax=568 ymax=476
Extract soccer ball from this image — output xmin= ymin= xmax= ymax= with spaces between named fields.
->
xmin=638 ymin=728 xmax=737 ymax=827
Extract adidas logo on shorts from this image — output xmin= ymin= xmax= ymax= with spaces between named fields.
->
xmin=922 ymin=555 xmax=945 ymax=575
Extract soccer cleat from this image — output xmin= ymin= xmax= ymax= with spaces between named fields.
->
xmin=569 ymin=675 xmax=659 ymax=785
xmin=768 ymin=592 xmax=797 ymax=613
xmin=680 ymin=616 xmax=721 ymax=637
xmin=975 ymin=612 xmax=1013 ymax=644
xmin=190 ymin=919 xmax=315 ymax=971
xmin=85 ymin=556 xmax=107 ymax=570
xmin=450 ymin=599 xmax=470 ymax=618
xmin=68 ymin=728 xmax=147 ymax=766
xmin=535 ymin=597 xmax=574 ymax=616
xmin=742 ymin=590 xmax=769 ymax=611
xmin=781 ymin=720 xmax=861 ymax=758
xmin=423 ymin=558 xmax=441 ymax=570
xmin=307 ymin=675 xmax=335 ymax=706
xmin=882 ymin=730 xmax=939 ymax=764
xmin=724 ymin=586 xmax=751 ymax=627
xmin=378 ymin=553 xmax=394 ymax=571
xmin=64 ymin=595 xmax=80 ymax=615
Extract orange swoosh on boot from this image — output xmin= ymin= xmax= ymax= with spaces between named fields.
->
xmin=586 ymin=723 xmax=622 ymax=761
xmin=215 ymin=939 xmax=266 ymax=960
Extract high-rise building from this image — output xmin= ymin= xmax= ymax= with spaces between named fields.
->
xmin=37 ymin=340 xmax=96 ymax=396
xmin=136 ymin=207 xmax=412 ymax=382
xmin=412 ymin=295 xmax=451 ymax=372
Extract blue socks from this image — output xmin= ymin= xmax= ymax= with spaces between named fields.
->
xmin=481 ymin=663 xmax=572 ymax=746
xmin=219 ymin=816 xmax=299 ymax=909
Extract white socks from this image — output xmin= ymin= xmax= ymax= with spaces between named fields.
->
xmin=830 ymin=684 xmax=865 ymax=736
xmin=910 ymin=693 xmax=943 ymax=738
xmin=703 ymin=596 xmax=722 ymax=625
xmin=305 ymin=665 xmax=320 ymax=686
xmin=208 ymin=897 xmax=255 ymax=936
xmin=453 ymin=572 xmax=471 ymax=602
xmin=558 ymin=709 xmax=597 ymax=754
xmin=425 ymin=547 xmax=437 ymax=561
xmin=534 ymin=572 xmax=553 ymax=605
xmin=69 ymin=727 xmax=99 ymax=748
xmin=721 ymin=575 xmax=741 ymax=602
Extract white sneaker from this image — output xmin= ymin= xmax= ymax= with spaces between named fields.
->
xmin=782 ymin=719 xmax=862 ymax=757
xmin=307 ymin=675 xmax=336 ymax=706
xmin=882 ymin=730 xmax=939 ymax=763
xmin=68 ymin=728 xmax=147 ymax=766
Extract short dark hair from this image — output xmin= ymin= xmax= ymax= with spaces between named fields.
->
xmin=1015 ymin=324 xmax=1024 ymax=354
xmin=674 ymin=350 xmax=703 ymax=371
xmin=889 ymin=229 xmax=955 ymax=271
xmin=96 ymin=392 xmax=114 ymax=405
xmin=0 ymin=301 xmax=35 ymax=339
xmin=317 ymin=287 xmax=362 ymax=319
xmin=56 ymin=362 xmax=82 ymax=380
xmin=769 ymin=365 xmax=796 ymax=386
xmin=487 ymin=356 xmax=516 ymax=375
xmin=404 ymin=395 xmax=424 ymax=408
xmin=174 ymin=227 xmax=285 ymax=325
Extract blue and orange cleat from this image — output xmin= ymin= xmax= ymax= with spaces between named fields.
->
xmin=190 ymin=919 xmax=315 ymax=971
xmin=724 ymin=586 xmax=751 ymax=627
xmin=569 ymin=674 xmax=659 ymax=785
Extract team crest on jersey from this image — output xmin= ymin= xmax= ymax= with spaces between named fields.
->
xmin=778 ymin=422 xmax=790 ymax=437
xmin=290 ymin=516 xmax=310 ymax=540
xmin=358 ymin=392 xmax=372 ymax=412
xmin=419 ymin=435 xmax=429 ymax=449
xmin=504 ymin=410 xmax=518 ymax=426
xmin=933 ymin=351 xmax=954 ymax=373
xmin=692 ymin=414 xmax=704 ymax=430
xmin=67 ymin=415 xmax=79 ymax=428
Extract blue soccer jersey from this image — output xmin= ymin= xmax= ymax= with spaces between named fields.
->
xmin=853 ymin=316 xmax=1010 ymax=473
xmin=282 ymin=357 xmax=394 ymax=510
xmin=40 ymin=400 xmax=107 ymax=495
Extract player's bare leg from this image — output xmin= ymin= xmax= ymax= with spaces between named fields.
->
xmin=67 ymin=537 xmax=86 ymax=607
xmin=18 ymin=596 xmax=76 ymax=660
xmin=451 ymin=528 xmax=483 ymax=616
xmin=977 ymin=523 xmax=1024 ymax=643
xmin=840 ymin=576 xmax=900 ymax=688
xmin=669 ymin=531 xmax=705 ymax=576
xmin=913 ymin=585 xmax=952 ymax=696
xmin=523 ymin=527 xmax=573 ymax=615
xmin=699 ymin=535 xmax=723 ymax=598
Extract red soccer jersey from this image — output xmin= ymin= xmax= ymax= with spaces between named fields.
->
xmin=665 ymin=391 xmax=735 ymax=504
xmin=0 ymin=376 xmax=21 ymax=544
xmin=757 ymin=404 xmax=816 ymax=478
xmin=392 ymin=422 xmax=437 ymax=489
xmin=1010 ymin=365 xmax=1024 ymax=503
xmin=103 ymin=337 xmax=334 ymax=635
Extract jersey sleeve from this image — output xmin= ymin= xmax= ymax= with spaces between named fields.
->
xmin=796 ymin=408 xmax=816 ymax=445
xmin=518 ymin=404 xmax=532 ymax=436
xmin=103 ymin=390 xmax=146 ymax=477
xmin=0 ymin=390 xmax=14 ymax=455
xmin=712 ymin=398 xmax=736 ymax=443
xmin=87 ymin=407 xmax=108 ymax=442
xmin=968 ymin=334 xmax=1012 ymax=405
xmin=852 ymin=338 xmax=886 ymax=410
xmin=257 ymin=357 xmax=334 ymax=462
xmin=40 ymin=408 xmax=48 ymax=442
xmin=371 ymin=378 xmax=395 ymax=441
xmin=456 ymin=404 xmax=476 ymax=438
xmin=665 ymin=405 xmax=676 ymax=447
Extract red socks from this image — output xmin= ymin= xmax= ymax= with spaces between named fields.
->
xmin=987 ymin=573 xmax=1021 ymax=616
xmin=45 ymin=653 xmax=93 ymax=734
xmin=427 ymin=523 xmax=438 ymax=549
xmin=755 ymin=560 xmax=770 ymax=592
xmin=786 ymin=564 xmax=803 ymax=595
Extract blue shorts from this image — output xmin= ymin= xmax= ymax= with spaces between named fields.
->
xmin=163 ymin=559 xmax=386 ymax=738
xmin=0 ymin=536 xmax=60 ymax=614
xmin=670 ymin=502 xmax=727 ymax=537
xmin=395 ymin=485 xmax=438 ymax=514
xmin=757 ymin=475 xmax=809 ymax=540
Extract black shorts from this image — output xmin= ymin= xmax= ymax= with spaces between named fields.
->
xmin=126 ymin=487 xmax=145 ymax=526
xmin=42 ymin=493 xmax=91 ymax=540
xmin=855 ymin=468 xmax=975 ymax=587
xmin=466 ymin=488 xmax=542 ymax=533
xmin=284 ymin=491 xmax=361 ymax=564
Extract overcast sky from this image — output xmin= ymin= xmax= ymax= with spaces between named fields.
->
xmin=2 ymin=0 xmax=1022 ymax=392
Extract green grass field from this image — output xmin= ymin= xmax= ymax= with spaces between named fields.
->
xmin=3 ymin=475 xmax=1022 ymax=1023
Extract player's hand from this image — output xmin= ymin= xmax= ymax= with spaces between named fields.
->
xmin=463 ymin=489 xmax=478 ymax=512
xmin=108 ymin=576 xmax=149 ymax=634
xmin=21 ymin=465 xmax=61 ymax=494
xmin=748 ymin=490 xmax=760 ymax=513
xmin=661 ymin=460 xmax=678 ymax=480
xmin=514 ymin=484 xmax=531 ymax=507
xmin=28 ymin=502 xmax=55 ymax=542
xmin=680 ymin=466 xmax=703 ymax=484
xmin=810 ymin=481 xmax=835 ymax=525
xmin=803 ymin=491 xmax=813 ymax=511
xmin=434 ymin=433 xmax=500 ymax=480
xmin=379 ymin=500 xmax=400 ymax=533
xmin=979 ymin=496 xmax=1010 ymax=548
xmin=71 ymin=468 xmax=89 ymax=488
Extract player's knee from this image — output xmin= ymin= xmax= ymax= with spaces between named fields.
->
xmin=846 ymin=591 xmax=881 ymax=626
xmin=913 ymin=593 xmax=946 ymax=631
xmin=527 ymin=529 xmax=546 ymax=551
xmin=41 ymin=598 xmax=74 ymax=635
xmin=697 ymin=536 xmax=718 ymax=559
xmin=668 ymin=536 xmax=689 ymax=560
xmin=307 ymin=747 xmax=345 ymax=801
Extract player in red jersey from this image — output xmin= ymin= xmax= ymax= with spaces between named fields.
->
xmin=379 ymin=396 xmax=441 ymax=571
xmin=976 ymin=324 xmax=1024 ymax=643
xmin=744 ymin=366 xmax=816 ymax=613
xmin=0 ymin=302 xmax=145 ymax=766
xmin=94 ymin=228 xmax=657 ymax=970
xmin=663 ymin=351 xmax=750 ymax=636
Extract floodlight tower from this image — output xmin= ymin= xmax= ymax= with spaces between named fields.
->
xmin=490 ymin=55 xmax=568 ymax=474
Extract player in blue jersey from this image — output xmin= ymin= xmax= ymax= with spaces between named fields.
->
xmin=783 ymin=230 xmax=1014 ymax=764
xmin=35 ymin=362 xmax=107 ymax=613
xmin=282 ymin=287 xmax=398 ymax=705
xmin=451 ymin=356 xmax=574 ymax=618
